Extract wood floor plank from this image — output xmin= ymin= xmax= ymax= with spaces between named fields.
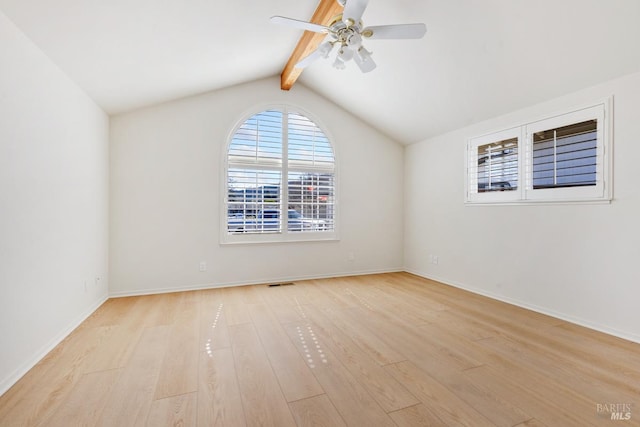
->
xmin=224 ymin=303 xmax=251 ymax=326
xmin=154 ymin=294 xmax=200 ymax=399
xmin=542 ymin=323 xmax=640 ymax=387
xmin=229 ymin=324 xmax=297 ymax=427
xmin=146 ymin=392 xmax=196 ymax=427
xmin=81 ymin=324 xmax=140 ymax=373
xmin=338 ymin=305 xmax=465 ymax=380
xmin=513 ymin=419 xmax=549 ymax=427
xmin=385 ymin=361 xmax=495 ymax=427
xmin=288 ymin=394 xmax=347 ymax=427
xmin=302 ymin=304 xmax=419 ymax=412
xmin=438 ymin=369 xmax=531 ymax=426
xmin=388 ymin=403 xmax=448 ymax=426
xmin=421 ymin=308 xmax=496 ymax=341
xmin=248 ymin=303 xmax=324 ymax=402
xmin=82 ymin=295 xmax=171 ymax=373
xmin=376 ymin=275 xmax=450 ymax=312
xmin=36 ymin=368 xmax=121 ymax=427
xmin=317 ymin=305 xmax=407 ymax=366
xmin=200 ymin=293 xmax=230 ymax=352
xmin=269 ymin=302 xmax=308 ymax=325
xmin=140 ymin=293 xmax=183 ymax=327
xmin=197 ymin=348 xmax=246 ymax=427
xmin=82 ymin=297 xmax=136 ymax=327
xmin=236 ymin=284 xmax=263 ymax=304
xmin=255 ymin=284 xmax=309 ymax=324
xmin=416 ymin=322 xmax=487 ymax=370
xmin=477 ymin=334 xmax=639 ymax=404
xmin=282 ymin=321 xmax=397 ymax=427
xmin=319 ymin=277 xmax=432 ymax=327
xmin=95 ymin=326 xmax=170 ymax=427
xmin=301 ymin=279 xmax=354 ymax=310
xmin=463 ymin=364 xmax=599 ymax=427
xmin=0 ymin=325 xmax=113 ymax=426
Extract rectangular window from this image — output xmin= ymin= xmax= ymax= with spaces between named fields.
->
xmin=466 ymin=98 xmax=611 ymax=204
xmin=477 ymin=137 xmax=519 ymax=192
xmin=532 ymin=120 xmax=597 ymax=189
xmin=466 ymin=127 xmax=522 ymax=203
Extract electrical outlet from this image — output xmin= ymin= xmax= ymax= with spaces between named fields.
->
xmin=433 ymin=256 xmax=439 ymax=265
xmin=84 ymin=280 xmax=87 ymax=293
xmin=199 ymin=261 xmax=207 ymax=272
xmin=348 ymin=252 xmax=355 ymax=262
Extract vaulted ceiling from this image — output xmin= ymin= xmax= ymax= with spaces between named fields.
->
xmin=2 ymin=0 xmax=640 ymax=144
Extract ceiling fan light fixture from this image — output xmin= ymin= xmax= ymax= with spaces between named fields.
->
xmin=332 ymin=57 xmax=346 ymax=70
xmin=318 ymin=41 xmax=334 ymax=58
xmin=356 ymin=46 xmax=372 ymax=62
xmin=346 ymin=32 xmax=362 ymax=47
xmin=337 ymin=46 xmax=354 ymax=62
xmin=354 ymin=46 xmax=376 ymax=72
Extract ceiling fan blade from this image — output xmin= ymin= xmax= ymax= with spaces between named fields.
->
xmin=270 ymin=16 xmax=330 ymax=33
xmin=363 ymin=23 xmax=427 ymax=39
xmin=296 ymin=48 xmax=325 ymax=68
xmin=343 ymin=0 xmax=369 ymax=24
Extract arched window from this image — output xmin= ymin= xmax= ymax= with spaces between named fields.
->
xmin=223 ymin=107 xmax=336 ymax=242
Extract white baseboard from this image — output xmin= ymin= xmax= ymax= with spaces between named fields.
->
xmin=406 ymin=268 xmax=640 ymax=345
xmin=109 ymin=267 xmax=405 ymax=298
xmin=0 ymin=294 xmax=109 ymax=397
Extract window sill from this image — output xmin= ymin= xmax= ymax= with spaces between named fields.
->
xmin=220 ymin=232 xmax=340 ymax=245
xmin=465 ymin=198 xmax=612 ymax=207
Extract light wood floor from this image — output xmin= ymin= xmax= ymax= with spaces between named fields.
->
xmin=1 ymin=273 xmax=639 ymax=427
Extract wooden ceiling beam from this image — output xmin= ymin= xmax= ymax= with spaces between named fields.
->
xmin=280 ymin=0 xmax=343 ymax=91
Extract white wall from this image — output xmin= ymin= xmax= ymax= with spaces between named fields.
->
xmin=0 ymin=11 xmax=109 ymax=394
xmin=405 ymin=71 xmax=640 ymax=343
xmin=109 ymin=77 xmax=404 ymax=296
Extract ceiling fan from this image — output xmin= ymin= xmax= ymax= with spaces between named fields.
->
xmin=271 ymin=0 xmax=427 ymax=73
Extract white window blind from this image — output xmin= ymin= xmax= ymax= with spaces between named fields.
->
xmin=477 ymin=137 xmax=519 ymax=192
xmin=288 ymin=112 xmax=335 ymax=169
xmin=531 ymin=120 xmax=597 ymax=189
xmin=224 ymin=107 xmax=336 ymax=242
xmin=466 ymin=127 xmax=522 ymax=203
xmin=228 ymin=109 xmax=283 ymax=166
xmin=227 ymin=169 xmax=282 ymax=234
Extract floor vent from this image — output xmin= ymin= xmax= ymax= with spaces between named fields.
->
xmin=268 ymin=282 xmax=295 ymax=287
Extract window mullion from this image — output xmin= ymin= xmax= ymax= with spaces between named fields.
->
xmin=553 ymin=130 xmax=558 ymax=186
xmin=282 ymin=108 xmax=289 ymax=235
xmin=520 ymin=127 xmax=527 ymax=200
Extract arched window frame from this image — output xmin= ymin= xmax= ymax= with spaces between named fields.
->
xmin=221 ymin=104 xmax=339 ymax=244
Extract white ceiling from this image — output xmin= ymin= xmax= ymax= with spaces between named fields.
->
xmin=2 ymin=0 xmax=640 ymax=144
